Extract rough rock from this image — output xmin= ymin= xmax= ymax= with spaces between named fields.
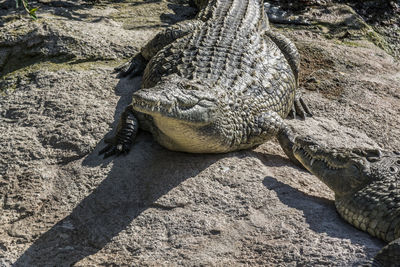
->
xmin=0 ymin=0 xmax=399 ymax=266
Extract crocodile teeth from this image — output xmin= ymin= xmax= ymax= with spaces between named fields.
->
xmin=310 ymin=158 xmax=315 ymax=166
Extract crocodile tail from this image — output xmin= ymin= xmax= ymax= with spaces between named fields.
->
xmin=371 ymin=238 xmax=400 ymax=267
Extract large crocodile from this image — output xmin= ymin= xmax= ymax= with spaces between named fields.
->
xmin=293 ymin=136 xmax=400 ymax=266
xmin=100 ymin=0 xmax=311 ymax=158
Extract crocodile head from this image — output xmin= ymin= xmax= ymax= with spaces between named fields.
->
xmin=293 ymin=136 xmax=400 ymax=197
xmin=132 ymin=80 xmax=218 ymax=125
xmin=131 ymin=78 xmax=228 ymax=152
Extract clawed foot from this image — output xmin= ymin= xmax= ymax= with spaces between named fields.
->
xmin=114 ymin=53 xmax=147 ymax=79
xmin=99 ymin=106 xmax=139 ymax=159
xmin=99 ymin=137 xmax=131 ymax=158
xmin=288 ymin=89 xmax=313 ymax=120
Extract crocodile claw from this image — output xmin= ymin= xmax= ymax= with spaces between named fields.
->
xmin=98 ymin=138 xmax=125 ymax=158
xmin=99 ymin=106 xmax=139 ymax=159
xmin=114 ymin=53 xmax=147 ymax=79
xmin=99 ymin=143 xmax=117 ymax=158
xmin=99 ymin=142 xmax=128 ymax=159
xmin=289 ymin=89 xmax=313 ymax=120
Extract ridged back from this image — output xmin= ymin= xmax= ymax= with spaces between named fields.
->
xmin=197 ymin=0 xmax=267 ymax=32
xmin=142 ymin=0 xmax=295 ymax=117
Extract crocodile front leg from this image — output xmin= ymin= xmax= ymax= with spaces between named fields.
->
xmin=247 ymin=111 xmax=303 ymax=167
xmin=116 ymin=20 xmax=203 ymax=79
xmin=99 ymin=105 xmax=139 ymax=158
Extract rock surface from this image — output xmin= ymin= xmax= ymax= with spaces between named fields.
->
xmin=0 ymin=0 xmax=399 ymax=266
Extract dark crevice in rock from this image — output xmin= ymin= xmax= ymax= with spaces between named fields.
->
xmin=57 ymin=153 xmax=90 ymax=166
xmin=149 ymin=202 xmax=187 ymax=210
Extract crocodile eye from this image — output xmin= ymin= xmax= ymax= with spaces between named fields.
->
xmin=360 ymin=149 xmax=382 ymax=162
xmin=367 ymin=156 xmax=380 ymax=162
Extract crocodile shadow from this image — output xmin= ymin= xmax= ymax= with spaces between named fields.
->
xmin=15 ymin=138 xmax=221 ymax=266
xmin=12 ymin=67 xmax=224 ymax=265
xmin=253 ymin=148 xmax=383 ymax=255
xmin=14 ymin=77 xmax=223 ymax=265
xmin=262 ymin=172 xmax=383 ymax=259
xmin=11 ymin=3 xmax=201 ymax=263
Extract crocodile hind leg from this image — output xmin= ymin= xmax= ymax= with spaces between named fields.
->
xmin=371 ymin=238 xmax=400 ymax=267
xmin=264 ymin=30 xmax=312 ymax=119
xmin=264 ymin=30 xmax=300 ymax=82
xmin=99 ymin=105 xmax=139 ymax=158
xmin=116 ymin=20 xmax=203 ymax=79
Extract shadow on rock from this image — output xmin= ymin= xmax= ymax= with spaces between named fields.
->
xmin=250 ymin=150 xmax=296 ymax=168
xmin=1 ymin=0 xmax=196 ymax=25
xmin=160 ymin=3 xmax=198 ymax=24
xmin=14 ymin=56 xmax=223 ymax=265
xmin=14 ymin=129 xmax=222 ymax=266
xmin=263 ymin=176 xmax=384 ymax=248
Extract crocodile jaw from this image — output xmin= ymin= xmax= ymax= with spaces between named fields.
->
xmin=131 ymin=84 xmax=218 ymax=126
xmin=131 ymin=82 xmax=230 ymax=153
xmin=292 ymin=137 xmax=371 ymax=197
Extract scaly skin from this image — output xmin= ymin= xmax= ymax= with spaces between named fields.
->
xmin=101 ymin=0 xmax=311 ymax=158
xmin=100 ymin=0 xmax=311 ymax=159
xmin=293 ymin=137 xmax=400 ymax=266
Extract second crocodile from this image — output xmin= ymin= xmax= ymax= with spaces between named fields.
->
xmin=293 ymin=137 xmax=400 ymax=266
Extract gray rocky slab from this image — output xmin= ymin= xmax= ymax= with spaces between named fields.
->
xmin=1 ymin=1 xmax=399 ymax=266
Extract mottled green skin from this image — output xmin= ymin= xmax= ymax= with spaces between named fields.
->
xmin=292 ymin=137 xmax=400 ymax=266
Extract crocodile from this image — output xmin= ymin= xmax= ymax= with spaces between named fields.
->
xmin=100 ymin=0 xmax=311 ymax=158
xmin=292 ymin=136 xmax=400 ymax=266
